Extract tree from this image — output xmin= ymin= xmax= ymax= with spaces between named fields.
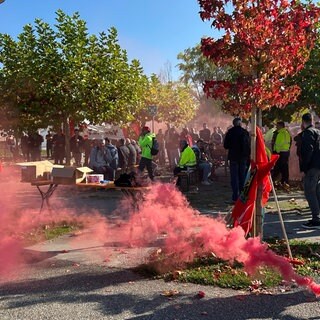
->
xmin=142 ymin=74 xmax=198 ymax=127
xmin=177 ymin=44 xmax=232 ymax=102
xmin=198 ymin=0 xmax=319 ymax=236
xmin=0 ymin=10 xmax=147 ymax=163
xmin=263 ymin=24 xmax=320 ymax=124
xmin=199 ymin=0 xmax=319 ymax=118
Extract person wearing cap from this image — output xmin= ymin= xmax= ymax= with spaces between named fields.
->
xmin=224 ymin=117 xmax=250 ymax=203
xmin=271 ymin=121 xmax=292 ymax=188
xmin=299 ymin=113 xmax=320 ymax=229
xmin=138 ymin=126 xmax=156 ymax=181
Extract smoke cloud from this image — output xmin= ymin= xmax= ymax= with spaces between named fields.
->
xmin=1 ymin=167 xmax=319 ymax=296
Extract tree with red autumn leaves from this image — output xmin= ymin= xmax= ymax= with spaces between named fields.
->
xmin=198 ymin=0 xmax=320 ymax=118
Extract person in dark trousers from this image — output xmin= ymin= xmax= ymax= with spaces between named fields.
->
xmin=271 ymin=121 xmax=292 ymax=188
xmin=45 ymin=130 xmax=53 ymax=159
xmin=224 ymin=117 xmax=250 ymax=203
xmin=83 ymin=135 xmax=92 ymax=167
xmin=138 ymin=126 xmax=155 ymax=181
xmin=52 ymin=129 xmax=66 ymax=165
xmin=20 ymin=133 xmax=29 ymax=161
xmin=70 ymin=129 xmax=84 ymax=166
xmin=299 ymin=113 xmax=320 ymax=229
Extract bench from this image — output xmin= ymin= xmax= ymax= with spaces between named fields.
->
xmin=177 ymin=167 xmax=199 ymax=192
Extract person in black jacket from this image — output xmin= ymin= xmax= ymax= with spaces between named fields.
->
xmin=224 ymin=117 xmax=250 ymax=203
xmin=300 ymin=113 xmax=320 ymax=229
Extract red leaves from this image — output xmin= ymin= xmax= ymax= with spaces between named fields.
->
xmin=199 ymin=0 xmax=320 ymax=116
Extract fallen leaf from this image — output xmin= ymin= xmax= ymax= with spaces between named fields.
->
xmin=197 ymin=291 xmax=205 ymax=299
xmin=161 ymin=290 xmax=180 ymax=297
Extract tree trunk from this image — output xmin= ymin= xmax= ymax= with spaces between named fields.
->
xmin=63 ymin=117 xmax=71 ymax=166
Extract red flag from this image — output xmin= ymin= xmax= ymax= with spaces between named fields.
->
xmin=256 ymin=127 xmax=279 ymax=206
xmin=232 ymin=163 xmax=258 ymax=236
xmin=232 ymin=127 xmax=279 ymax=236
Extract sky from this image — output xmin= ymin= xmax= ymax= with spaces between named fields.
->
xmin=0 ymin=0 xmax=216 ymax=80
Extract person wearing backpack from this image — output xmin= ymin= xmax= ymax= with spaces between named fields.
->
xmin=299 ymin=113 xmax=320 ymax=229
xmin=138 ymin=126 xmax=156 ymax=181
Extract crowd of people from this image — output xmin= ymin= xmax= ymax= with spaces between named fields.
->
xmin=3 ymin=113 xmax=320 ymax=230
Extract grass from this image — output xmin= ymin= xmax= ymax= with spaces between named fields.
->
xmin=136 ymin=240 xmax=320 ymax=291
xmin=22 ymin=220 xmax=82 ymax=245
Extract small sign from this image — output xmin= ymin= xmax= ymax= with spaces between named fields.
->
xmin=148 ymin=105 xmax=158 ymax=116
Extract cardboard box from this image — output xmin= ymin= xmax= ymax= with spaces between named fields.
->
xmin=51 ymin=166 xmax=93 ymax=185
xmin=17 ymin=160 xmax=57 ymax=182
xmin=86 ymin=174 xmax=104 ymax=184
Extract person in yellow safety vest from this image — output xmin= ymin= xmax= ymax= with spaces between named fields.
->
xmin=173 ymin=140 xmax=197 ymax=185
xmin=138 ymin=126 xmax=156 ymax=181
xmin=271 ymin=121 xmax=292 ymax=187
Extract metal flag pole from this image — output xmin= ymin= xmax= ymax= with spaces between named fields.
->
xmin=269 ymin=176 xmax=293 ymax=259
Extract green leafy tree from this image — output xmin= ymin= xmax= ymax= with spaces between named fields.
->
xmin=0 ymin=10 xmax=147 ymax=164
xmin=177 ymin=44 xmax=232 ymax=101
xmin=142 ymin=75 xmax=198 ymax=127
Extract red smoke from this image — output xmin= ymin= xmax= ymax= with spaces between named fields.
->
xmin=116 ymin=183 xmax=320 ymax=296
xmin=1 ymin=166 xmax=319 ymax=296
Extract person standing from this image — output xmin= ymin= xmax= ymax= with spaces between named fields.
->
xmin=224 ymin=117 xmax=250 ymax=203
xmin=70 ymin=129 xmax=84 ymax=166
xmin=46 ymin=130 xmax=53 ymax=159
xmin=83 ymin=135 xmax=92 ymax=167
xmin=165 ymin=126 xmax=180 ymax=170
xmin=126 ymin=138 xmax=137 ymax=171
xmin=299 ymin=113 xmax=320 ymax=229
xmin=190 ymin=128 xmax=200 ymax=145
xmin=20 ymin=133 xmax=29 ymax=161
xmin=156 ymin=129 xmax=166 ymax=166
xmin=138 ymin=126 xmax=155 ymax=181
xmin=117 ymin=138 xmax=130 ymax=173
xmin=131 ymin=139 xmax=141 ymax=165
xmin=271 ymin=121 xmax=292 ymax=188
xmin=199 ymin=123 xmax=211 ymax=143
xmin=52 ymin=129 xmax=66 ymax=165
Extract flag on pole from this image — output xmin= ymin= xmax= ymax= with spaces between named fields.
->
xmin=232 ymin=127 xmax=279 ymax=236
